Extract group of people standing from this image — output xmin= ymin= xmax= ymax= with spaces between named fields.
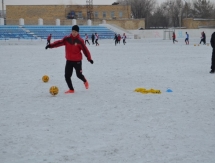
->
xmin=172 ymin=31 xmax=206 ymax=45
xmin=85 ymin=33 xmax=99 ymax=46
xmin=114 ymin=33 xmax=127 ymax=45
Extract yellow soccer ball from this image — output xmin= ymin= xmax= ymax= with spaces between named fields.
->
xmin=49 ymin=86 xmax=59 ymax=96
xmin=42 ymin=75 xmax=49 ymax=83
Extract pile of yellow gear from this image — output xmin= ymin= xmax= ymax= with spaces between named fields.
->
xmin=134 ymin=88 xmax=161 ymax=94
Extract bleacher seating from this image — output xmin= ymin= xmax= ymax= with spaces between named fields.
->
xmin=0 ymin=25 xmax=35 ymax=39
xmin=0 ymin=25 xmax=115 ymax=40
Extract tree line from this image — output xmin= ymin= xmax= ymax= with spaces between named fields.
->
xmin=116 ymin=0 xmax=215 ymax=28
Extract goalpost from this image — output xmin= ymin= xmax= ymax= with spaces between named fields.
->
xmin=163 ymin=29 xmax=175 ymax=40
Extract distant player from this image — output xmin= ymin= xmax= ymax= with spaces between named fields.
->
xmin=122 ymin=33 xmax=127 ymax=45
xmin=114 ymin=34 xmax=118 ymax=46
xmin=200 ymin=31 xmax=206 ymax=45
xmin=95 ymin=33 xmax=99 ymax=46
xmin=185 ymin=32 xmax=189 ymax=45
xmin=91 ymin=33 xmax=95 ymax=44
xmin=85 ymin=34 xmax=90 ymax=45
xmin=172 ymin=32 xmax=178 ymax=44
xmin=47 ymin=34 xmax=52 ymax=45
xmin=117 ymin=34 xmax=121 ymax=44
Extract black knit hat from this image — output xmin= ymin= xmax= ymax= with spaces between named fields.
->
xmin=72 ymin=25 xmax=79 ymax=32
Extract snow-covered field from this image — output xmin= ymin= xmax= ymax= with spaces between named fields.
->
xmin=0 ymin=38 xmax=215 ymax=163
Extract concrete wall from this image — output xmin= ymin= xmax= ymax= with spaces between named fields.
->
xmin=182 ymin=18 xmax=215 ymax=29
xmin=5 ymin=5 xmax=144 ymax=29
xmin=65 ymin=5 xmax=131 ymax=20
xmin=6 ymin=5 xmax=65 ymax=25
xmin=6 ymin=5 xmax=131 ymax=25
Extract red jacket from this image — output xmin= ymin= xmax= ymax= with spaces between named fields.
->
xmin=118 ymin=35 xmax=121 ymax=40
xmin=47 ymin=35 xmax=51 ymax=41
xmin=172 ymin=33 xmax=176 ymax=39
xmin=49 ymin=34 xmax=92 ymax=61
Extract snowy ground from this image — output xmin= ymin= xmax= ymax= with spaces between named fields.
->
xmin=0 ymin=38 xmax=215 ymax=163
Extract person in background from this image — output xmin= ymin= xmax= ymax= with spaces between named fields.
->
xmin=122 ymin=33 xmax=127 ymax=45
xmin=172 ymin=32 xmax=178 ymax=44
xmin=47 ymin=34 xmax=52 ymax=45
xmin=95 ymin=33 xmax=99 ymax=46
xmin=117 ymin=34 xmax=121 ymax=44
xmin=200 ymin=31 xmax=206 ymax=45
xmin=85 ymin=34 xmax=90 ymax=45
xmin=185 ymin=32 xmax=189 ymax=45
xmin=114 ymin=34 xmax=118 ymax=46
xmin=45 ymin=25 xmax=94 ymax=93
xmin=91 ymin=33 xmax=95 ymax=45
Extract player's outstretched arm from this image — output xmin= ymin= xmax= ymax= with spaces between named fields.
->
xmin=45 ymin=37 xmax=66 ymax=50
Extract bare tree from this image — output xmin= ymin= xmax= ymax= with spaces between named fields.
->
xmin=171 ymin=0 xmax=184 ymax=27
xmin=182 ymin=1 xmax=193 ymax=18
xmin=212 ymin=3 xmax=215 ymax=19
xmin=148 ymin=6 xmax=169 ymax=28
xmin=117 ymin=0 xmax=215 ymax=28
xmin=160 ymin=0 xmax=185 ymax=27
xmin=117 ymin=0 xmax=157 ymax=28
xmin=191 ymin=0 xmax=214 ymax=18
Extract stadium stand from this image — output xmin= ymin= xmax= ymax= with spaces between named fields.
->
xmin=0 ymin=26 xmax=35 ymax=40
xmin=0 ymin=25 xmax=115 ymax=40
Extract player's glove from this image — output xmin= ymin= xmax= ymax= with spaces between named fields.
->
xmin=45 ymin=45 xmax=50 ymax=50
xmin=89 ymin=60 xmax=94 ymax=64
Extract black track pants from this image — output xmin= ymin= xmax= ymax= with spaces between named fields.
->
xmin=115 ymin=40 xmax=118 ymax=45
xmin=123 ymin=39 xmax=126 ymax=45
xmin=85 ymin=40 xmax=90 ymax=45
xmin=95 ymin=39 xmax=99 ymax=46
xmin=65 ymin=60 xmax=86 ymax=90
xmin=47 ymin=40 xmax=50 ymax=45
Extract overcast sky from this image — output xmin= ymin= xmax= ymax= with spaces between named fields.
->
xmin=0 ymin=0 xmax=168 ymax=8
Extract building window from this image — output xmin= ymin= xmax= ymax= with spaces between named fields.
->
xmin=103 ymin=12 xmax=106 ymax=18
xmin=111 ymin=11 xmax=114 ymax=18
xmin=94 ymin=11 xmax=98 ymax=18
xmin=119 ymin=11 xmax=123 ymax=18
xmin=77 ymin=12 xmax=82 ymax=18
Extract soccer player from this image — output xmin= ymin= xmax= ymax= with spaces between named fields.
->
xmin=45 ymin=25 xmax=94 ymax=93
xmin=85 ymin=34 xmax=90 ymax=45
xmin=117 ymin=34 xmax=121 ymax=44
xmin=185 ymin=32 xmax=189 ymax=45
xmin=172 ymin=32 xmax=178 ymax=44
xmin=91 ymin=33 xmax=95 ymax=44
xmin=122 ymin=33 xmax=127 ymax=45
xmin=200 ymin=31 xmax=206 ymax=45
xmin=114 ymin=34 xmax=118 ymax=46
xmin=95 ymin=33 xmax=99 ymax=46
xmin=47 ymin=34 xmax=52 ymax=45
